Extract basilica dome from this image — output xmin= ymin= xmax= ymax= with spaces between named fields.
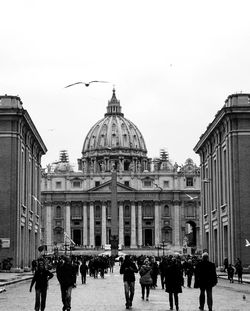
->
xmin=82 ymin=89 xmax=147 ymax=156
xmin=79 ymin=89 xmax=148 ymax=173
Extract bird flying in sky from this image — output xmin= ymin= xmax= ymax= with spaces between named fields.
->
xmin=65 ymin=81 xmax=109 ymax=88
xmin=31 ymin=195 xmax=42 ymax=206
xmin=153 ymin=183 xmax=163 ymax=191
xmin=245 ymin=239 xmax=250 ymax=247
xmin=185 ymin=193 xmax=199 ymax=200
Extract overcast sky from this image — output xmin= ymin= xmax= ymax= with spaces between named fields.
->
xmin=1 ymin=0 xmax=250 ymax=170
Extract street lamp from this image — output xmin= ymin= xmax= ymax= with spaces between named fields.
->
xmin=162 ymin=240 xmax=165 ymax=256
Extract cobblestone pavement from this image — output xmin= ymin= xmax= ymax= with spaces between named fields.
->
xmin=0 ymin=263 xmax=250 ymax=311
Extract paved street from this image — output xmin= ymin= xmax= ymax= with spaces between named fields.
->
xmin=0 ymin=263 xmax=250 ymax=311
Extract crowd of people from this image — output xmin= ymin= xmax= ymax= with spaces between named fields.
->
xmin=29 ymin=251 xmax=243 ymax=311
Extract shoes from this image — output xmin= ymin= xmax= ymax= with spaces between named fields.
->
xmin=199 ymin=307 xmax=204 ymax=311
xmin=141 ymin=296 xmax=144 ymax=300
xmin=146 ymin=298 xmax=148 ymax=301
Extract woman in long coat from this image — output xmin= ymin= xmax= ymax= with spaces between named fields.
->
xmin=165 ymin=256 xmax=183 ymax=311
xmin=139 ymin=258 xmax=153 ymax=301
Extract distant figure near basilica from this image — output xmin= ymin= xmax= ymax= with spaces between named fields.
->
xmin=40 ymin=89 xmax=201 ymax=255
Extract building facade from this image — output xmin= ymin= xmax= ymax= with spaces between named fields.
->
xmin=0 ymin=95 xmax=47 ymax=270
xmin=41 ymin=90 xmax=201 ymax=254
xmin=194 ymin=93 xmax=250 ymax=267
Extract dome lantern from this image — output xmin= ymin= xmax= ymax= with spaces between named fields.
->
xmin=105 ymin=88 xmax=124 ymax=117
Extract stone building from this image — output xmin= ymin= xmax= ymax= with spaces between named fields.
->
xmin=41 ymin=89 xmax=201 ymax=254
xmin=194 ymin=93 xmax=250 ymax=267
xmin=0 ymin=95 xmax=47 ymax=270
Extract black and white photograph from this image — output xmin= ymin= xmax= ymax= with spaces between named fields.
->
xmin=0 ymin=1 xmax=250 ymax=310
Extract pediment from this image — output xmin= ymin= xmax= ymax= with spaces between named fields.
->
xmin=88 ymin=180 xmax=136 ymax=192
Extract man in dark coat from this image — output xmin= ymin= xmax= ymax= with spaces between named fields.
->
xmin=80 ymin=259 xmax=88 ymax=284
xmin=56 ymin=256 xmax=76 ymax=311
xmin=165 ymin=256 xmax=183 ymax=311
xmin=29 ymin=259 xmax=54 ymax=311
xmin=120 ymin=255 xmax=138 ymax=309
xmin=195 ymin=252 xmax=217 ymax=311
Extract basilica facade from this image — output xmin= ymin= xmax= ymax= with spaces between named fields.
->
xmin=41 ymin=90 xmax=201 ymax=254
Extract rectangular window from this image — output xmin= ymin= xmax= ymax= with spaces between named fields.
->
xmin=95 ymin=181 xmax=100 ymax=187
xmin=56 ymin=181 xmax=62 ymax=189
xmin=186 ymin=177 xmax=193 ymax=187
xmin=163 ymin=180 xmax=169 ymax=188
xmin=73 ymin=181 xmax=81 ymax=188
xmin=124 ymin=181 xmax=130 ymax=187
xmin=143 ymin=180 xmax=152 ymax=187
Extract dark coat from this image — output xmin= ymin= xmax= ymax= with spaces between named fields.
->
xmin=80 ymin=262 xmax=88 ymax=275
xmin=30 ymin=268 xmax=53 ymax=290
xmin=139 ymin=265 xmax=153 ymax=285
xmin=195 ymin=260 xmax=217 ymax=289
xmin=120 ymin=258 xmax=138 ymax=282
xmin=165 ymin=261 xmax=183 ymax=293
xmin=57 ymin=262 xmax=76 ymax=287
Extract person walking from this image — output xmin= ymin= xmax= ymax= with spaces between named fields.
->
xmin=80 ymin=259 xmax=88 ymax=284
xmin=185 ymin=259 xmax=194 ymax=288
xmin=56 ymin=256 xmax=76 ymax=311
xmin=195 ymin=252 xmax=217 ymax=311
xmin=235 ymin=258 xmax=243 ymax=283
xmin=29 ymin=259 xmax=54 ymax=311
xmin=159 ymin=256 xmax=167 ymax=289
xmin=150 ymin=256 xmax=159 ymax=288
xmin=120 ymin=255 xmax=138 ymax=309
xmin=164 ymin=256 xmax=183 ymax=311
xmin=139 ymin=258 xmax=153 ymax=301
xmin=227 ymin=264 xmax=235 ymax=283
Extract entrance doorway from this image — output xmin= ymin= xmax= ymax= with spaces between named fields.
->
xmin=95 ymin=235 xmax=101 ymax=247
xmin=144 ymin=229 xmax=153 ymax=246
xmin=124 ymin=235 xmax=131 ymax=247
xmin=72 ymin=229 xmax=81 ymax=245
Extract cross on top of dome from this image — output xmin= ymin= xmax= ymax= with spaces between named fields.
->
xmin=105 ymin=88 xmax=124 ymax=117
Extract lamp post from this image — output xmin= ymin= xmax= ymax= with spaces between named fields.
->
xmin=162 ymin=240 xmax=165 ymax=256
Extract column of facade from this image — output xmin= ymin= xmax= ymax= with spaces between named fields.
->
xmin=83 ymin=202 xmax=88 ymax=246
xmin=154 ymin=201 xmax=160 ymax=246
xmin=137 ymin=201 xmax=142 ymax=247
xmin=65 ymin=202 xmax=71 ymax=238
xmin=89 ymin=202 xmax=95 ymax=247
xmin=101 ymin=201 xmax=107 ymax=247
xmin=45 ymin=203 xmax=52 ymax=250
xmin=119 ymin=202 xmax=124 ymax=246
xmin=130 ymin=202 xmax=137 ymax=248
xmin=173 ymin=200 xmax=181 ymax=246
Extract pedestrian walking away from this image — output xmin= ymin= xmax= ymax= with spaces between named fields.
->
xmin=56 ymin=256 xmax=76 ymax=311
xmin=139 ymin=258 xmax=153 ymax=301
xmin=227 ymin=264 xmax=235 ymax=283
xmin=164 ymin=255 xmax=183 ymax=311
xmin=120 ymin=255 xmax=138 ymax=309
xmin=194 ymin=252 xmax=217 ymax=311
xmin=235 ymin=257 xmax=243 ymax=283
xmin=29 ymin=259 xmax=54 ymax=311
xmin=80 ymin=259 xmax=88 ymax=284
